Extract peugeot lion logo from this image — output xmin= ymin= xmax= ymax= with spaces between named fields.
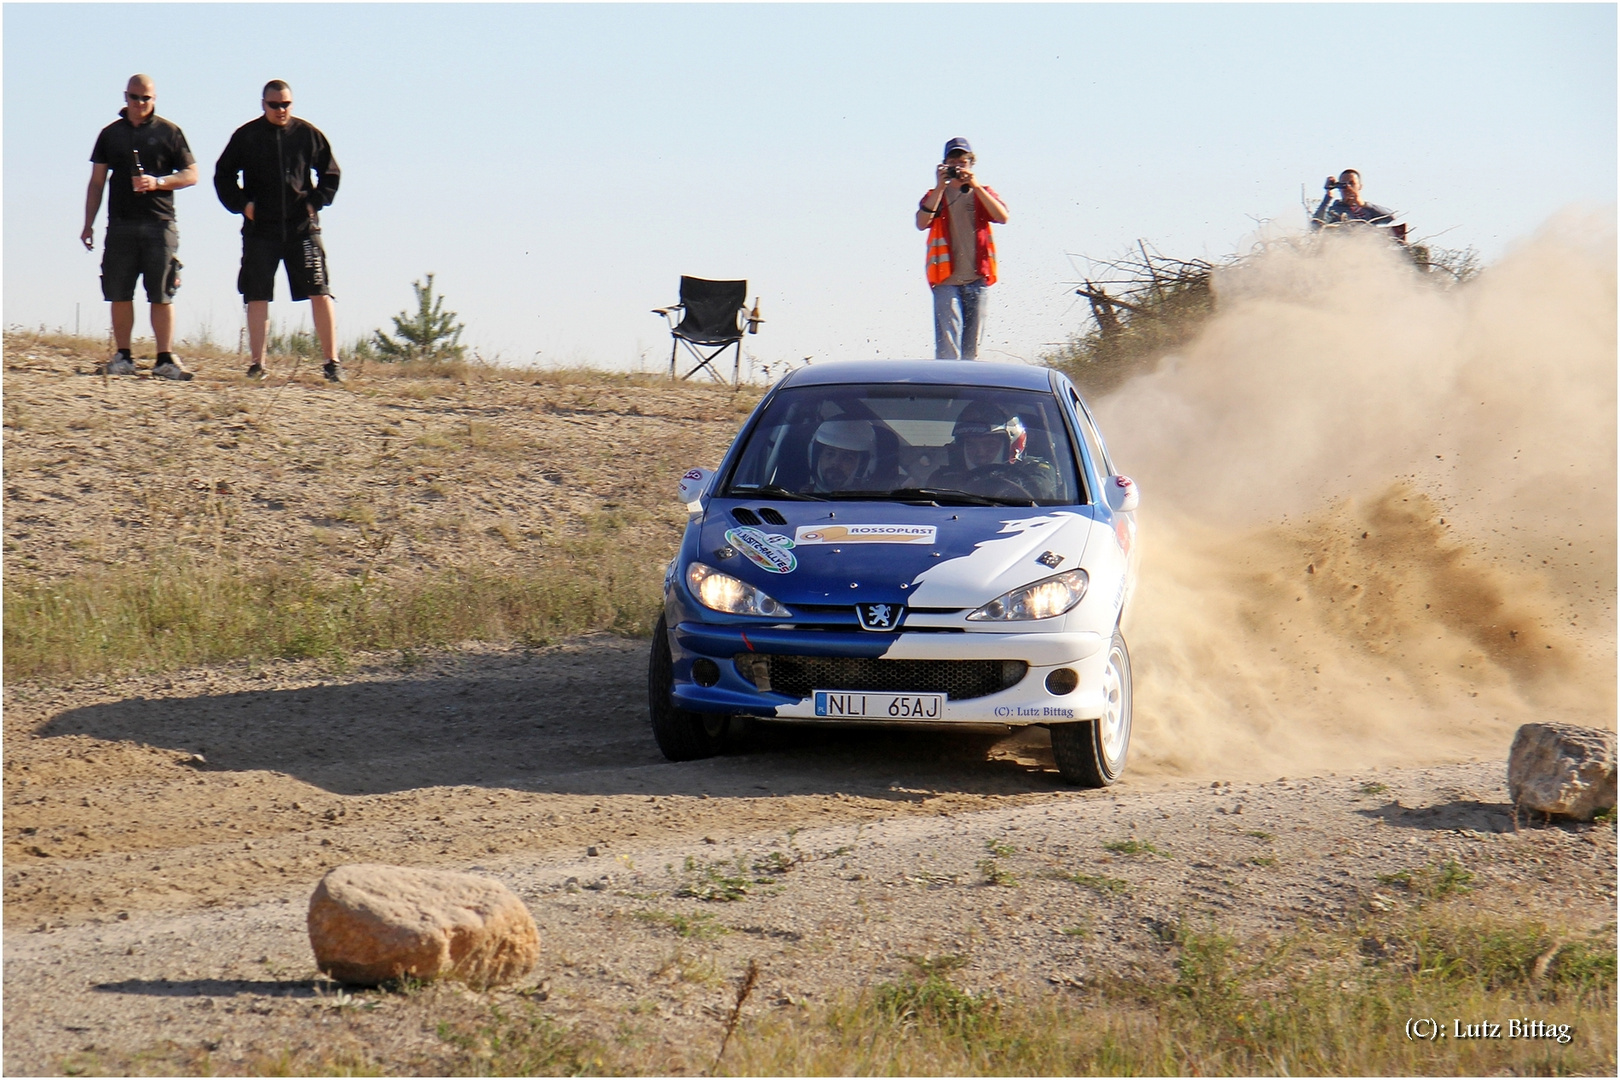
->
xmin=857 ymin=603 xmax=903 ymax=631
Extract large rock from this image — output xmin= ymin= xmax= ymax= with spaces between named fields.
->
xmin=1507 ymin=723 xmax=1617 ymax=822
xmin=308 ymin=864 xmax=540 ymax=988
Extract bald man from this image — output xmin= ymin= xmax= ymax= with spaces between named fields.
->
xmin=83 ymin=74 xmax=199 ymax=379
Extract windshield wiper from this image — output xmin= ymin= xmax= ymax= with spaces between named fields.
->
xmin=883 ymin=487 xmax=1007 ymax=507
xmin=726 ymin=484 xmax=825 ymax=502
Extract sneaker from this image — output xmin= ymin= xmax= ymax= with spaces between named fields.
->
xmin=153 ymin=358 xmax=194 ymax=381
xmin=246 ymin=363 xmax=266 ymax=379
xmin=322 ymin=360 xmax=345 ymax=383
xmin=98 ymin=355 xmax=136 ymax=376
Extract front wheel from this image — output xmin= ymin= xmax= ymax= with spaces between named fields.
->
xmin=1050 ymin=630 xmax=1132 ymax=787
xmin=648 ymin=614 xmax=725 ymax=761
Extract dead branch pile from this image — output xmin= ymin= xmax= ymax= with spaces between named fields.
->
xmin=1046 ymin=241 xmax=1218 ymax=395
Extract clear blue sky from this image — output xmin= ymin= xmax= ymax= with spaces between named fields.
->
xmin=6 ymin=3 xmax=1615 ymax=371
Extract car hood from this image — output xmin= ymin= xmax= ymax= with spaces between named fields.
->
xmin=698 ymin=500 xmax=1101 ymax=608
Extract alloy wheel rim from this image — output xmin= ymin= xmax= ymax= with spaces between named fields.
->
xmin=1098 ymin=647 xmax=1128 ymax=763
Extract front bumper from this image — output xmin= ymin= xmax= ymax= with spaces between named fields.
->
xmin=668 ymin=622 xmax=1109 ymax=725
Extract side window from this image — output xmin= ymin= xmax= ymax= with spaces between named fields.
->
xmin=1067 ymin=387 xmax=1115 ymax=478
xmin=1066 ymin=387 xmax=1108 ymax=488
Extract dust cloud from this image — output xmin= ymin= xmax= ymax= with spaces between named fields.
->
xmin=1098 ymin=211 xmax=1616 ymax=779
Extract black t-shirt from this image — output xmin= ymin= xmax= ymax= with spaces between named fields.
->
xmin=90 ymin=110 xmax=195 ymax=223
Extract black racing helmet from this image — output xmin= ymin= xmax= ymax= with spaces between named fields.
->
xmin=952 ymin=401 xmax=1027 ymax=464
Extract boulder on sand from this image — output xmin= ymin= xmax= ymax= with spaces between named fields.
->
xmin=308 ymin=864 xmax=539 ymax=988
xmin=1508 ymin=723 xmax=1617 ymax=822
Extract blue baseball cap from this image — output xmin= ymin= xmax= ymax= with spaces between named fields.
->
xmin=942 ymin=137 xmax=973 ymax=159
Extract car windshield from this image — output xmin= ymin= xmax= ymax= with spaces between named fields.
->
xmin=723 ymin=384 xmax=1086 ymax=506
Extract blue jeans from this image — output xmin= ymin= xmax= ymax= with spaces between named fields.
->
xmin=932 ymin=280 xmax=985 ymax=359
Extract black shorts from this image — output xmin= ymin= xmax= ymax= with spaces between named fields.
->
xmin=101 ymin=221 xmax=180 ymax=303
xmin=238 ymin=231 xmax=331 ymax=302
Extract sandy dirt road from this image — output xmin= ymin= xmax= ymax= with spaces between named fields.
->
xmin=5 ymin=636 xmax=1616 ymax=1075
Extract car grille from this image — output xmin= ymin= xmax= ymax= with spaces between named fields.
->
xmin=734 ymin=654 xmax=1027 ymax=701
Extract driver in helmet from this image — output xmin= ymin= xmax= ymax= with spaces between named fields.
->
xmin=807 ymin=418 xmax=878 ymax=493
xmin=931 ymin=400 xmax=1057 ymax=501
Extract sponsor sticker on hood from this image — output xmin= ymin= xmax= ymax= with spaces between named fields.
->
xmin=725 ymin=527 xmax=797 ymax=573
xmin=794 ymin=524 xmax=938 ymax=546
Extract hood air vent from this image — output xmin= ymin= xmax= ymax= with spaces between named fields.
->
xmin=731 ymin=507 xmax=762 ymax=526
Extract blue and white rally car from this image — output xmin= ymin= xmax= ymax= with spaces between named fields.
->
xmin=648 ymin=360 xmax=1140 ymax=786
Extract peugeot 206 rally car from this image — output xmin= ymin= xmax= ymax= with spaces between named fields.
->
xmin=648 ymin=360 xmax=1141 ymax=786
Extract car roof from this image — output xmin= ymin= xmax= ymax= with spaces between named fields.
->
xmin=777 ymin=359 xmax=1057 ymax=392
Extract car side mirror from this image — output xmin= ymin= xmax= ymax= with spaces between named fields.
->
xmin=1106 ymin=474 xmax=1140 ymax=514
xmin=678 ymin=467 xmax=715 ymax=511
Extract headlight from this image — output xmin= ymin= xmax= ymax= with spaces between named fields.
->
xmin=966 ymin=568 xmax=1089 ymax=621
xmin=687 ymin=563 xmax=791 ymax=617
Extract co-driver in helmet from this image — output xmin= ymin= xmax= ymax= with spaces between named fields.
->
xmin=807 ymin=418 xmax=878 ymax=493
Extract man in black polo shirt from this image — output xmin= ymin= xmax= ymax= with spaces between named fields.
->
xmin=214 ymin=80 xmax=344 ymax=382
xmin=81 ymin=73 xmax=199 ymax=379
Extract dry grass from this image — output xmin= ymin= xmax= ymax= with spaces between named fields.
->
xmin=721 ymin=911 xmax=1615 ymax=1076
xmin=4 ymin=332 xmax=760 ymax=681
xmin=4 ymin=525 xmax=670 ymax=680
xmin=51 ymin=908 xmax=1614 ymax=1076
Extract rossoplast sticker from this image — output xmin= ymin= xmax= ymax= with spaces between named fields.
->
xmin=793 ymin=524 xmax=938 ymax=545
xmin=725 ymin=527 xmax=797 ymax=573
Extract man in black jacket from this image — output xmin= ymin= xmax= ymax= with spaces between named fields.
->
xmin=214 ymin=80 xmax=344 ymax=381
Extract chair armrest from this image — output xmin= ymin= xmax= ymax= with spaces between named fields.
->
xmin=651 ymin=305 xmax=683 ymax=317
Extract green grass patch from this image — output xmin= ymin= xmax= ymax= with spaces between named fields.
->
xmin=674 ymin=856 xmax=776 ymax=903
xmin=434 ymin=1004 xmax=609 ymax=1075
xmin=977 ymin=859 xmax=1018 ymax=887
xmin=1377 ymin=859 xmax=1475 ymax=900
xmin=1057 ymin=871 xmax=1131 ymax=895
xmin=1103 ymin=838 xmax=1170 ymax=858
xmin=633 ymin=909 xmax=730 ymax=940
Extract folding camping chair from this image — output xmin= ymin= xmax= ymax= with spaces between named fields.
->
xmin=652 ymin=276 xmax=761 ymax=385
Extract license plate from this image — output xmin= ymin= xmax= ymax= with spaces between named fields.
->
xmin=813 ymin=691 xmax=944 ymax=719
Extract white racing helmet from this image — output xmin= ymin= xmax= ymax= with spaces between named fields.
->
xmin=810 ymin=418 xmax=877 ymax=486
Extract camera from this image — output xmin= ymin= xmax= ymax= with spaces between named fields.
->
xmin=944 ymin=165 xmax=963 ymax=180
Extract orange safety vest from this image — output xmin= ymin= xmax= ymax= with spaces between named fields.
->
xmin=924 ymin=186 xmax=1001 ymax=287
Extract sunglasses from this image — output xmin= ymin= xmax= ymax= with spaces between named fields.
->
xmin=125 ymin=93 xmax=153 ymax=103
xmin=263 ymin=100 xmax=292 ymax=110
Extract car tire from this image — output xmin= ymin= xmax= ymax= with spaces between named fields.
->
xmin=1050 ymin=630 xmax=1132 ymax=787
xmin=648 ymin=614 xmax=725 ymax=761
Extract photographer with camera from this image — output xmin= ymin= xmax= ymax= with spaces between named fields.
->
xmin=1311 ymin=169 xmax=1395 ymax=230
xmin=916 ymin=138 xmax=1009 ymax=360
